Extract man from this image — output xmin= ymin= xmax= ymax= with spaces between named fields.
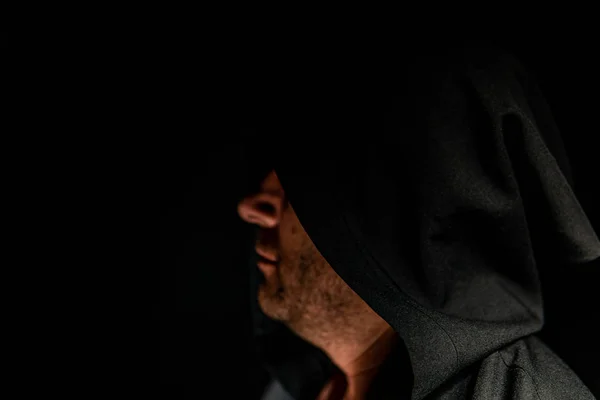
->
xmin=239 ymin=170 xmax=401 ymax=399
xmin=238 ymin=43 xmax=600 ymax=399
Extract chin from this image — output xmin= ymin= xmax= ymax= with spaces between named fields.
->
xmin=257 ymin=287 xmax=290 ymax=322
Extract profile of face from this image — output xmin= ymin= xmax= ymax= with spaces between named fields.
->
xmin=237 ymin=170 xmax=368 ymax=339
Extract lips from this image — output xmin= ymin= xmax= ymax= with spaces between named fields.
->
xmin=257 ymin=257 xmax=278 ymax=276
xmin=255 ymin=246 xmax=279 ymax=263
xmin=255 ymin=246 xmax=279 ymax=275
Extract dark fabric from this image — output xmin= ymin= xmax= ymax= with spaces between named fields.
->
xmin=261 ymin=379 xmax=296 ymax=400
xmin=250 ymin=41 xmax=599 ymax=399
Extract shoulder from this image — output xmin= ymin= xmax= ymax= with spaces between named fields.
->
xmin=426 ymin=336 xmax=595 ymax=399
xmin=477 ymin=337 xmax=594 ymax=399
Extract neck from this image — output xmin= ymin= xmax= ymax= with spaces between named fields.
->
xmin=315 ymin=325 xmax=398 ymax=400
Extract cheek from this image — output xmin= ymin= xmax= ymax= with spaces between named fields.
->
xmin=278 ymin=211 xmax=302 ymax=257
xmin=279 ymin=227 xmax=298 ymax=263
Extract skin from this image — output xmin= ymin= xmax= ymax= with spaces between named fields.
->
xmin=238 ymin=170 xmax=397 ymax=400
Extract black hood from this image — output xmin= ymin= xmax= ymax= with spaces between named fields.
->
xmin=249 ymin=42 xmax=600 ymax=399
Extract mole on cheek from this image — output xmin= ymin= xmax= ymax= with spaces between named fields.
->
xmin=291 ymin=225 xmax=298 ymax=235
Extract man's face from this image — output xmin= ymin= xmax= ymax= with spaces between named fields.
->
xmin=237 ymin=170 xmax=362 ymax=335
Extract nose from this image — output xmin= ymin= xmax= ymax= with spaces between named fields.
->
xmin=237 ymin=189 xmax=284 ymax=229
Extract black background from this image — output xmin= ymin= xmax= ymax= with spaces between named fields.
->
xmin=158 ymin=33 xmax=599 ymax=399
